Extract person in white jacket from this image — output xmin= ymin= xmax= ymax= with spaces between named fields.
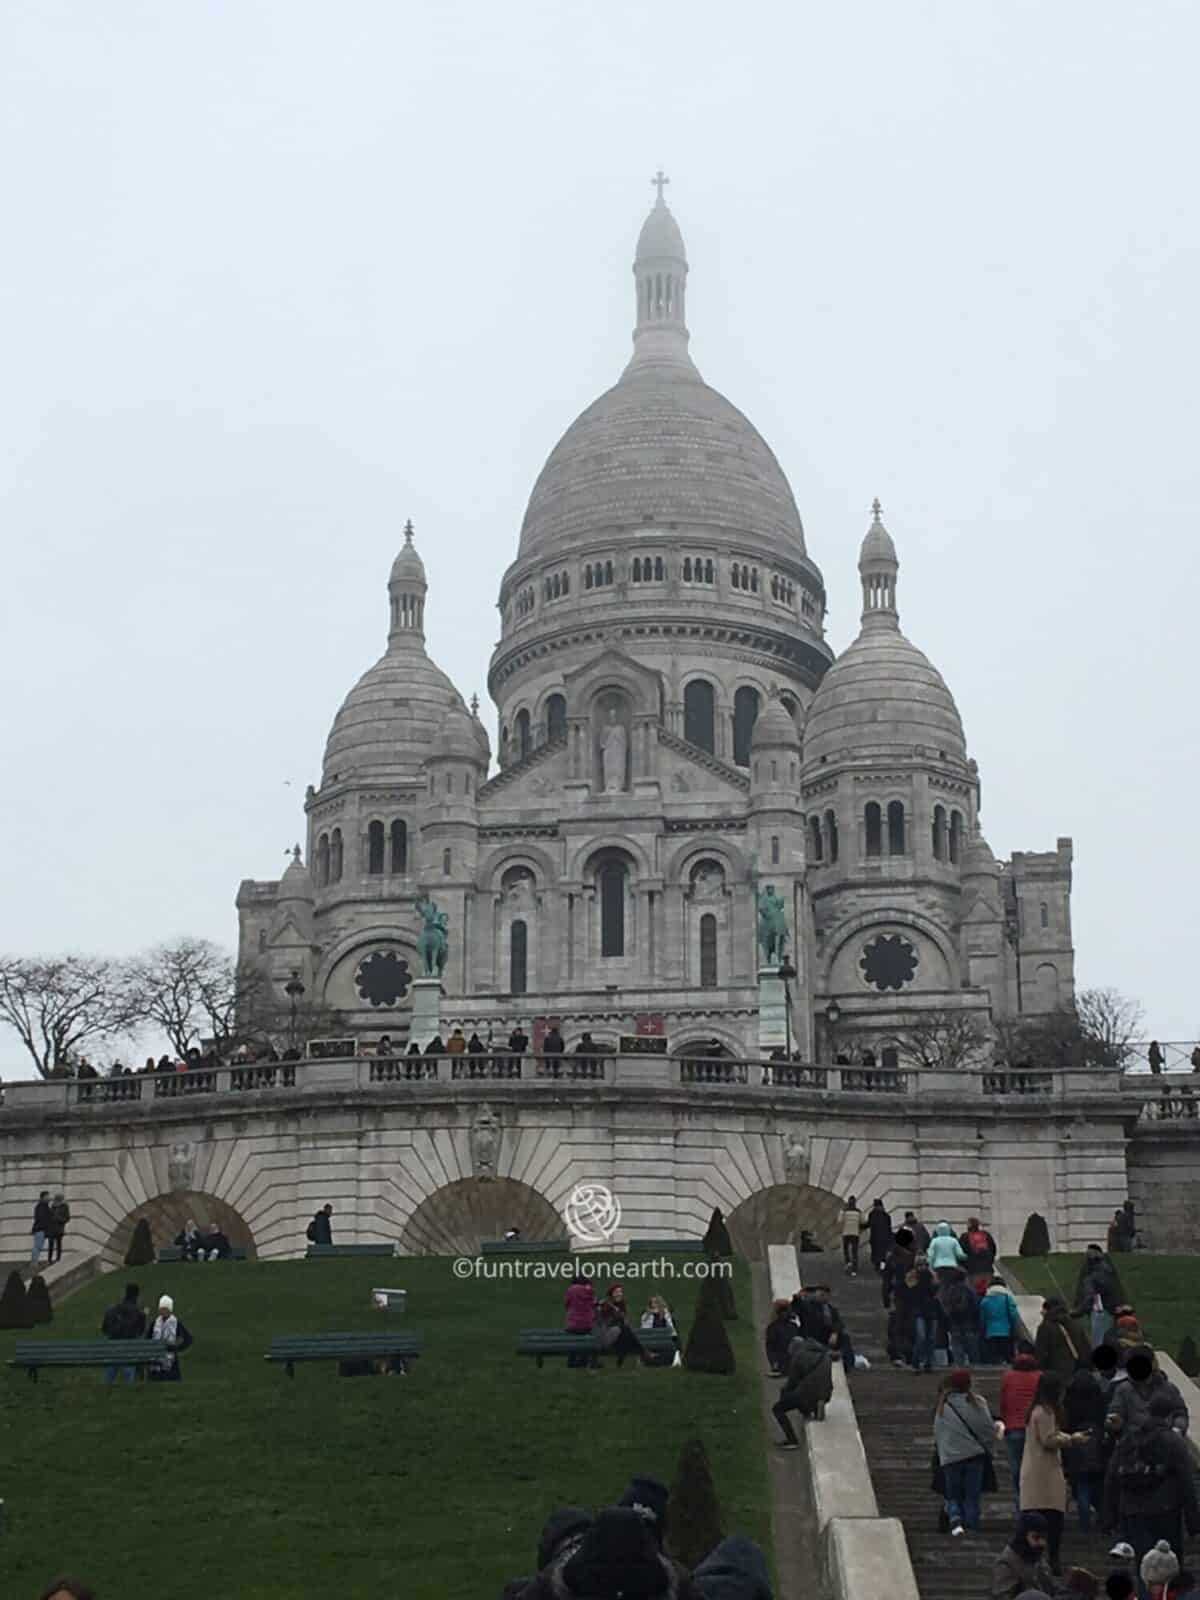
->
xmin=927 ymin=1221 xmax=967 ymax=1280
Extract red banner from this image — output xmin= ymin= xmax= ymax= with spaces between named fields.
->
xmin=634 ymin=1013 xmax=665 ymax=1037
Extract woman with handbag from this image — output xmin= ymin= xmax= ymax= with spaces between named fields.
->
xmin=933 ymin=1368 xmax=999 ymax=1536
xmin=1019 ymin=1372 xmax=1092 ymax=1575
xmin=1034 ymin=1297 xmax=1092 ymax=1381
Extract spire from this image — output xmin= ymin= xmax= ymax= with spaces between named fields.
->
xmin=623 ymin=170 xmax=698 ymax=380
xmin=858 ymin=498 xmax=900 ymax=631
xmin=388 ymin=518 xmax=429 ymax=647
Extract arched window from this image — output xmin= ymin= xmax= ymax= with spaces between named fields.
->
xmin=516 ymin=709 xmax=531 ymax=760
xmin=654 ymin=556 xmax=664 ymax=580
xmin=699 ymin=913 xmax=718 ymax=988
xmin=865 ymin=802 xmax=882 ymax=858
xmin=684 ymin=679 xmax=716 ymax=753
xmin=562 ymin=572 xmax=569 ymax=595
xmin=604 ymin=559 xmax=613 ymax=585
xmin=445 ymin=773 xmax=454 ymax=796
xmin=771 ymin=835 xmax=780 ymax=865
xmin=367 ymin=820 xmax=385 ymax=875
xmin=390 ymin=819 xmax=407 ymax=874
xmin=510 ymin=920 xmax=528 ymax=995
xmin=316 ymin=833 xmax=330 ymax=888
xmin=949 ymin=809 xmax=963 ymax=864
xmin=731 ymin=565 xmax=740 ymax=589
xmin=732 ymin=685 xmax=760 ymax=767
xmin=632 ymin=557 xmax=642 ymax=582
xmin=808 ymin=814 xmax=823 ymax=862
xmin=442 ymin=847 xmax=452 ymax=876
xmin=825 ymin=810 xmax=839 ymax=864
xmin=599 ymin=860 xmax=626 ymax=958
xmin=704 ymin=558 xmax=714 ymax=583
xmin=888 ymin=800 xmax=906 ymax=856
xmin=932 ymin=804 xmax=947 ymax=861
xmin=546 ymin=692 xmax=566 ymax=742
xmin=584 ymin=567 xmax=593 ymax=590
xmin=330 ymin=828 xmax=343 ymax=883
xmin=683 ymin=557 xmax=693 ymax=582
xmin=1040 ymin=901 xmax=1049 ymax=930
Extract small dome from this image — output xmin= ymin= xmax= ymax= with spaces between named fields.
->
xmin=962 ymin=828 xmax=998 ymax=877
xmin=802 ymin=629 xmax=967 ymax=770
xmin=751 ymin=695 xmax=801 ymax=752
xmin=323 ymin=651 xmax=463 ymax=781
xmin=636 ymin=200 xmax=686 ymax=262
xmin=860 ymin=501 xmax=897 ymax=566
xmin=278 ymin=847 xmax=312 ymax=900
xmin=430 ymin=705 xmax=487 ymax=765
xmin=390 ymin=520 xmax=426 ymax=585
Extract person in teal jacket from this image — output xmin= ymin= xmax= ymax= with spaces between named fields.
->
xmin=927 ymin=1221 xmax=967 ymax=1279
xmin=978 ymin=1277 xmax=1021 ymax=1363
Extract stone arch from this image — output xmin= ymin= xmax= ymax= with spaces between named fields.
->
xmin=316 ymin=928 xmax=421 ymax=1012
xmin=727 ymin=1182 xmax=845 ymax=1260
xmin=822 ymin=907 xmax=960 ymax=989
xmin=669 ymin=1024 xmax=747 ymax=1059
xmin=399 ymin=1177 xmax=564 ymax=1255
xmin=105 ymin=1190 xmax=257 ymax=1262
xmin=565 ymin=832 xmax=654 ymax=882
xmin=476 ymin=841 xmax=558 ymax=893
xmin=662 ymin=834 xmax=751 ymax=885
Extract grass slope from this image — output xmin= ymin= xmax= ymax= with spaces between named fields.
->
xmin=1004 ymin=1253 xmax=1200 ymax=1358
xmin=0 ymin=1257 xmax=769 ymax=1599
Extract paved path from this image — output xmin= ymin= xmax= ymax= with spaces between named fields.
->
xmin=753 ymin=1260 xmax=817 ymax=1600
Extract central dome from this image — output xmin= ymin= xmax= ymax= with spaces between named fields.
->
xmin=517 ymin=366 xmax=809 ymax=562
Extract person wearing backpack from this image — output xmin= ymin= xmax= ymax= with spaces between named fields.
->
xmin=47 ymin=1192 xmax=70 ymax=1265
xmin=960 ymin=1216 xmax=998 ymax=1279
xmin=1036 ymin=1297 xmax=1092 ymax=1382
xmin=306 ymin=1203 xmax=333 ymax=1248
xmin=1103 ymin=1394 xmax=1198 ymax=1594
xmin=939 ymin=1269 xmax=981 ymax=1367
xmin=979 ymin=1276 xmax=1021 ymax=1364
xmin=101 ymin=1282 xmax=147 ymax=1384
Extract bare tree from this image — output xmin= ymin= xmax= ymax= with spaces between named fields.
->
xmin=885 ymin=1008 xmax=992 ymax=1073
xmin=126 ymin=937 xmax=227 ymax=1059
xmin=993 ymin=989 xmax=1144 ymax=1073
xmin=1076 ymin=986 xmax=1144 ymax=1071
xmin=0 ymin=955 xmax=140 ymax=1078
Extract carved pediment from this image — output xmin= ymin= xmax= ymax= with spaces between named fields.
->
xmin=562 ymin=645 xmax=664 ymax=713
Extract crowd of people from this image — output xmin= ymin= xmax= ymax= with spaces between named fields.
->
xmin=561 ymin=1275 xmax=680 ymax=1368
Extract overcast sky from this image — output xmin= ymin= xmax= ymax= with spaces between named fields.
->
xmin=1 ymin=2 xmax=1196 ymax=1069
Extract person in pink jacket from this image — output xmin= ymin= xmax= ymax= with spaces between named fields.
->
xmin=564 ymin=1273 xmax=597 ymax=1369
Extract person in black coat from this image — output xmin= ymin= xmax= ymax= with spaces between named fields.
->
xmin=1102 ymin=1394 xmax=1198 ymax=1576
xmin=867 ymin=1199 xmax=893 ymax=1272
xmin=764 ymin=1298 xmax=798 ymax=1376
xmin=307 ymin=1204 xmax=333 ymax=1247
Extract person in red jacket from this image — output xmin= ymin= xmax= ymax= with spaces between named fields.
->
xmin=563 ymin=1273 xmax=596 ymax=1370
xmin=1000 ymin=1340 xmax=1043 ymax=1508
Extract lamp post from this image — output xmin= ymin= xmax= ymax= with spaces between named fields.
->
xmin=824 ymin=999 xmax=842 ymax=1065
xmin=285 ymin=971 xmax=306 ymax=1051
xmin=778 ymin=954 xmax=798 ymax=1061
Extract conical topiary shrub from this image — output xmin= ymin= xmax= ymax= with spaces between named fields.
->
xmin=715 ymin=1265 xmax=738 ymax=1321
xmin=25 ymin=1274 xmax=53 ymax=1325
xmin=0 ymin=1270 xmax=31 ymax=1330
xmin=702 ymin=1207 xmax=733 ymax=1258
xmin=1018 ymin=1213 xmax=1051 ymax=1257
xmin=1178 ymin=1336 xmax=1200 ymax=1379
xmin=666 ymin=1437 xmax=724 ymax=1570
xmin=684 ymin=1275 xmax=736 ymax=1376
xmin=125 ymin=1217 xmax=155 ymax=1267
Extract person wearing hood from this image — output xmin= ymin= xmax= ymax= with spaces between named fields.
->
xmin=979 ymin=1276 xmax=1022 ymax=1365
xmin=990 ymin=1511 xmax=1056 ymax=1597
xmin=1103 ymin=1393 xmax=1198 ymax=1582
xmin=501 ymin=1507 xmax=594 ymax=1600
xmin=927 ymin=1221 xmax=967 ymax=1280
xmin=1000 ymin=1342 xmax=1044 ymax=1506
xmin=692 ymin=1536 xmax=773 ymax=1600
xmin=1107 ymin=1348 xmax=1189 ymax=1438
xmin=617 ymin=1475 xmax=670 ymax=1548
xmin=867 ymin=1198 xmax=893 ymax=1272
xmin=1035 ymin=1297 xmax=1091 ymax=1382
xmin=772 ymin=1334 xmax=834 ymax=1447
xmin=520 ymin=1506 xmax=701 ymax=1599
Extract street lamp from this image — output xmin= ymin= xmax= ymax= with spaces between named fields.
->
xmin=824 ymin=1000 xmax=842 ymax=1064
xmin=778 ymin=955 xmax=798 ymax=1061
xmin=285 ymin=971 xmax=306 ymax=1050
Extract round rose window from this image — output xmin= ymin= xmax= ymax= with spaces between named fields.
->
xmin=859 ymin=934 xmax=918 ymax=992
xmin=355 ymin=950 xmax=412 ymax=1008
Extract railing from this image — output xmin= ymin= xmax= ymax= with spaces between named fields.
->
xmin=982 ymin=1070 xmax=1054 ymax=1096
xmin=1123 ymin=1040 xmax=1200 ymax=1075
xmin=678 ymin=1058 xmax=750 ymax=1085
xmin=230 ymin=1064 xmax=297 ymax=1092
xmin=1137 ymin=1087 xmax=1200 ymax=1122
xmin=762 ymin=1063 xmax=828 ymax=1091
xmin=840 ymin=1067 xmax=907 ymax=1094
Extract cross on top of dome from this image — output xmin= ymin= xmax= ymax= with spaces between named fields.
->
xmin=651 ymin=169 xmax=670 ymax=204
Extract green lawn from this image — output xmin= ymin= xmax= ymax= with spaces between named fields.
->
xmin=0 ymin=1257 xmax=769 ymax=1599
xmin=1004 ymin=1253 xmax=1200 ymax=1360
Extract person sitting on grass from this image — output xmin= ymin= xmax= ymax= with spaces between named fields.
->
xmin=594 ymin=1285 xmax=644 ymax=1367
xmin=771 ymin=1332 xmax=834 ymax=1449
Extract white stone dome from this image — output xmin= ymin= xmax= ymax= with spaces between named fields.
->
xmin=278 ymin=847 xmax=312 ymax=899
xmin=751 ymin=694 xmax=801 ymax=752
xmin=802 ymin=628 xmax=966 ymax=769
xmin=636 ymin=198 xmax=686 ymax=261
xmin=323 ymin=649 xmax=463 ymax=782
xmin=430 ymin=705 xmax=488 ymax=765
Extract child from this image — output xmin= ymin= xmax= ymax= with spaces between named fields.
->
xmin=1141 ymin=1542 xmax=1180 ymax=1600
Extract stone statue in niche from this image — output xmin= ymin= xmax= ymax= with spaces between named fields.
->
xmin=504 ymin=868 xmax=535 ymax=911
xmin=599 ymin=705 xmax=628 ymax=794
xmin=782 ymin=1132 xmax=810 ymax=1187
xmin=471 ymin=1103 xmax=500 ymax=1180
xmin=691 ymin=862 xmax=725 ymax=900
xmin=168 ymin=1141 xmax=195 ymax=1191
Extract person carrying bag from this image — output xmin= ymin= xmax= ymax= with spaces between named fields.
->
xmin=932 ymin=1368 xmax=1000 ymax=1536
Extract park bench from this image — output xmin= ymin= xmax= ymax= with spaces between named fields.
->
xmin=516 ymin=1328 xmax=679 ymax=1367
xmin=157 ymin=1246 xmax=248 ymax=1263
xmin=265 ymin=1331 xmax=423 ymax=1378
xmin=626 ymin=1239 xmax=703 ymax=1254
xmin=480 ymin=1240 xmax=570 ymax=1256
xmin=305 ymin=1243 xmax=398 ymax=1259
xmin=10 ymin=1340 xmax=164 ymax=1382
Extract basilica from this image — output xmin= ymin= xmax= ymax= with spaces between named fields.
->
xmin=236 ymin=185 xmax=1075 ymax=1062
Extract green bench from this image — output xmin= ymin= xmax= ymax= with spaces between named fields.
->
xmin=10 ymin=1340 xmax=164 ymax=1382
xmin=265 ymin=1331 xmax=423 ymax=1378
xmin=157 ymin=1246 xmax=248 ymax=1263
xmin=480 ymin=1240 xmax=570 ymax=1256
xmin=305 ymin=1243 xmax=397 ymax=1259
xmin=516 ymin=1328 xmax=679 ymax=1367
xmin=626 ymin=1239 xmax=703 ymax=1254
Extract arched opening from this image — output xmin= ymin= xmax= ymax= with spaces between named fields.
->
xmin=330 ymin=828 xmax=343 ymax=883
xmin=732 ymin=685 xmax=760 ymax=767
xmin=546 ymin=692 xmax=567 ymax=742
xmin=390 ymin=819 xmax=407 ymax=874
xmin=808 ymin=814 xmax=823 ymax=862
xmin=105 ymin=1190 xmax=257 ymax=1263
xmin=949 ymin=809 xmax=963 ymax=864
xmin=864 ymin=802 xmax=882 ymax=858
xmin=316 ymin=833 xmax=330 ymax=888
xmin=399 ymin=1177 xmax=566 ymax=1255
xmin=727 ymin=1182 xmax=847 ymax=1261
xmin=367 ymin=820 xmax=385 ymax=875
xmin=515 ymin=709 xmax=531 ymax=760
xmin=442 ymin=847 xmax=452 ymax=876
xmin=684 ymin=679 xmax=716 ymax=754
xmin=825 ymin=810 xmax=839 ymax=864
xmin=1040 ymin=901 xmax=1049 ymax=930
xmin=598 ymin=858 xmax=627 ymax=958
xmin=510 ymin=919 xmax=528 ymax=995
xmin=932 ymin=804 xmax=947 ymax=862
xmin=699 ymin=912 xmax=718 ymax=988
xmin=887 ymin=800 xmax=906 ymax=856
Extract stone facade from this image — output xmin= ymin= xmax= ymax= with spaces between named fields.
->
xmin=235 ymin=189 xmax=1075 ymax=1063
